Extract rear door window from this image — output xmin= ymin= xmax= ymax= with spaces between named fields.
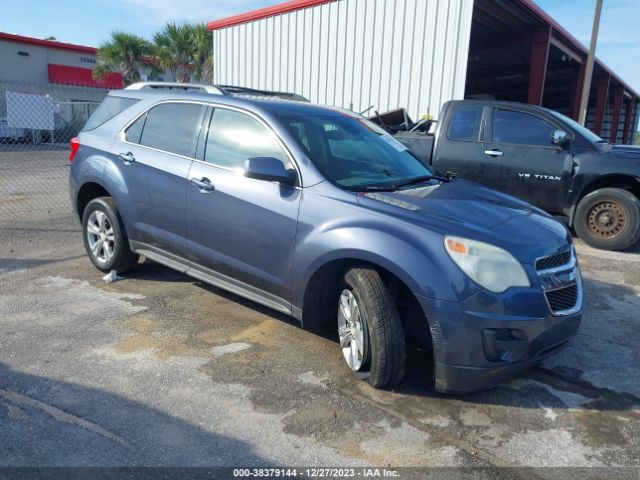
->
xmin=82 ymin=96 xmax=139 ymax=131
xmin=138 ymin=103 xmax=206 ymax=157
xmin=492 ymin=109 xmax=555 ymax=146
xmin=447 ymin=104 xmax=483 ymax=141
xmin=204 ymin=108 xmax=287 ymax=169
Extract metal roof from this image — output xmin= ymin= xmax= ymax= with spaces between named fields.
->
xmin=0 ymin=32 xmax=97 ymax=54
xmin=208 ymin=0 xmax=336 ymax=31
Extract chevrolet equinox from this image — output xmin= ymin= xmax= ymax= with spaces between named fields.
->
xmin=69 ymin=84 xmax=583 ymax=393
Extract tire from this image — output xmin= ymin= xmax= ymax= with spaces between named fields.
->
xmin=81 ymin=197 xmax=139 ymax=274
xmin=574 ymin=188 xmax=640 ymax=251
xmin=337 ymin=267 xmax=405 ymax=388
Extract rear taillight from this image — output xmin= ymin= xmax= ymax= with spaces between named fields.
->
xmin=69 ymin=137 xmax=80 ymax=163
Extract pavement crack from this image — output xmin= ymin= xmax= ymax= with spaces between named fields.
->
xmin=0 ymin=388 xmax=132 ymax=449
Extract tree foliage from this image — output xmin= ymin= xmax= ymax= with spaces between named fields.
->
xmin=93 ymin=31 xmax=152 ymax=85
xmin=153 ymin=23 xmax=194 ymax=83
xmin=191 ymin=23 xmax=214 ymax=83
xmin=94 ymin=24 xmax=213 ymax=85
xmin=153 ymin=23 xmax=213 ymax=83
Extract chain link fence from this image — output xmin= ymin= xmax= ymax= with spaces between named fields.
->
xmin=0 ymin=79 xmax=107 ymax=228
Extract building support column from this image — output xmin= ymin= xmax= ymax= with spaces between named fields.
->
xmin=528 ymin=28 xmax=551 ymax=106
xmin=609 ymin=87 xmax=624 ymax=143
xmin=592 ymin=75 xmax=610 ymax=135
xmin=570 ymin=62 xmax=586 ymax=120
xmin=622 ymin=100 xmax=636 ymax=144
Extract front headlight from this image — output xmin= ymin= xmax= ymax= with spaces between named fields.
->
xmin=444 ymin=236 xmax=530 ymax=293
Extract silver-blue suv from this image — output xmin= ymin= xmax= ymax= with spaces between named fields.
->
xmin=69 ymin=83 xmax=583 ymax=393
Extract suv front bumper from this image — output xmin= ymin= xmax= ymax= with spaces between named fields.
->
xmin=415 ymin=286 xmax=582 ymax=394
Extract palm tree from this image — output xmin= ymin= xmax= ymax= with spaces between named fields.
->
xmin=93 ymin=31 xmax=152 ymax=85
xmin=192 ymin=24 xmax=214 ymax=83
xmin=153 ymin=23 xmax=194 ymax=83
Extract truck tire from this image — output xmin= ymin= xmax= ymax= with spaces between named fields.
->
xmin=574 ymin=188 xmax=640 ymax=251
xmin=337 ymin=267 xmax=405 ymax=388
xmin=82 ymin=197 xmax=139 ymax=274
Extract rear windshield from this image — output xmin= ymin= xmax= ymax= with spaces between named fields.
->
xmin=82 ymin=96 xmax=139 ymax=131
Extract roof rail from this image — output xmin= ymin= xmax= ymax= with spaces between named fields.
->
xmin=125 ymin=82 xmax=225 ymax=95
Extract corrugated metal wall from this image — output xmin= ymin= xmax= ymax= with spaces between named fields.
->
xmin=213 ymin=0 xmax=474 ymax=120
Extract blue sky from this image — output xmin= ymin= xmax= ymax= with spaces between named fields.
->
xmin=2 ymin=0 xmax=639 ymax=92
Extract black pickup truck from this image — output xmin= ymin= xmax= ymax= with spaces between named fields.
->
xmin=392 ymin=100 xmax=640 ymax=251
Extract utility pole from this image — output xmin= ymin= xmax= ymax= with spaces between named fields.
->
xmin=578 ymin=0 xmax=604 ymax=125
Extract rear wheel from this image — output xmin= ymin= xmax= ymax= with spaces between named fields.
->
xmin=82 ymin=197 xmax=139 ymax=274
xmin=338 ymin=267 xmax=405 ymax=388
xmin=574 ymin=188 xmax=640 ymax=251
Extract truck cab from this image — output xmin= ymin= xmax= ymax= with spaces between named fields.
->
xmin=396 ymin=100 xmax=640 ymax=251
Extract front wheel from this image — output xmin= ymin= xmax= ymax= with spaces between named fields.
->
xmin=574 ymin=188 xmax=640 ymax=251
xmin=338 ymin=267 xmax=405 ymax=388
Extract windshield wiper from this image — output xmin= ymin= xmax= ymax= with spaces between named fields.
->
xmin=348 ymin=174 xmax=448 ymax=193
xmin=356 ymin=185 xmax=399 ymax=192
xmin=392 ymin=175 xmax=449 ymax=188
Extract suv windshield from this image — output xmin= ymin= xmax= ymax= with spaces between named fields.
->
xmin=547 ymin=109 xmax=604 ymax=144
xmin=277 ymin=113 xmax=434 ymax=190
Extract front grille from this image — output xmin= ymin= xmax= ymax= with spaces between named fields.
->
xmin=536 ymin=250 xmax=572 ymax=271
xmin=545 ymin=284 xmax=579 ymax=314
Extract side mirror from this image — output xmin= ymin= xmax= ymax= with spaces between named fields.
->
xmin=244 ymin=157 xmax=296 ymax=185
xmin=551 ymin=129 xmax=569 ymax=147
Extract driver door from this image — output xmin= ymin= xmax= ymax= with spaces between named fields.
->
xmin=480 ymin=108 xmax=572 ymax=212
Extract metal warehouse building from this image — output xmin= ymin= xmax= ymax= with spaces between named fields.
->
xmin=209 ymin=0 xmax=639 ymax=144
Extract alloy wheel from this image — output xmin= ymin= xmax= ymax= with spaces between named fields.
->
xmin=337 ymin=289 xmax=368 ymax=371
xmin=86 ymin=210 xmax=116 ymax=264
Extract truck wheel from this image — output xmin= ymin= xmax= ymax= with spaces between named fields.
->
xmin=82 ymin=197 xmax=139 ymax=274
xmin=574 ymin=188 xmax=640 ymax=250
xmin=337 ymin=267 xmax=405 ymax=388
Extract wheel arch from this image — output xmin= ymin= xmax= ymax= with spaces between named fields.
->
xmin=299 ymin=256 xmax=433 ymax=344
xmin=76 ymin=182 xmax=113 ymax=221
xmin=570 ymin=174 xmax=640 ymax=226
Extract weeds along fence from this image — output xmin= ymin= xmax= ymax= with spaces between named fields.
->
xmin=0 ymin=79 xmax=108 ymax=226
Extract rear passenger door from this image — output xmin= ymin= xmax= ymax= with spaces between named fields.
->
xmin=186 ymin=106 xmax=301 ymax=310
xmin=432 ymin=103 xmax=484 ymax=178
xmin=113 ymin=101 xmax=207 ymax=258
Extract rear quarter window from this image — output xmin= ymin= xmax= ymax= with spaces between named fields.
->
xmin=82 ymin=96 xmax=139 ymax=131
xmin=447 ymin=105 xmax=483 ymax=141
xmin=125 ymin=113 xmax=146 ymax=144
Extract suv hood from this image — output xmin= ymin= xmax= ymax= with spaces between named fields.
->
xmin=355 ymin=179 xmax=570 ymax=264
xmin=610 ymin=144 xmax=640 ymax=159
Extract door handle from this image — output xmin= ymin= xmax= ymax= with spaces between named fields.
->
xmin=191 ymin=177 xmax=215 ymax=192
xmin=484 ymin=149 xmax=504 ymax=157
xmin=118 ymin=152 xmax=135 ymax=164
